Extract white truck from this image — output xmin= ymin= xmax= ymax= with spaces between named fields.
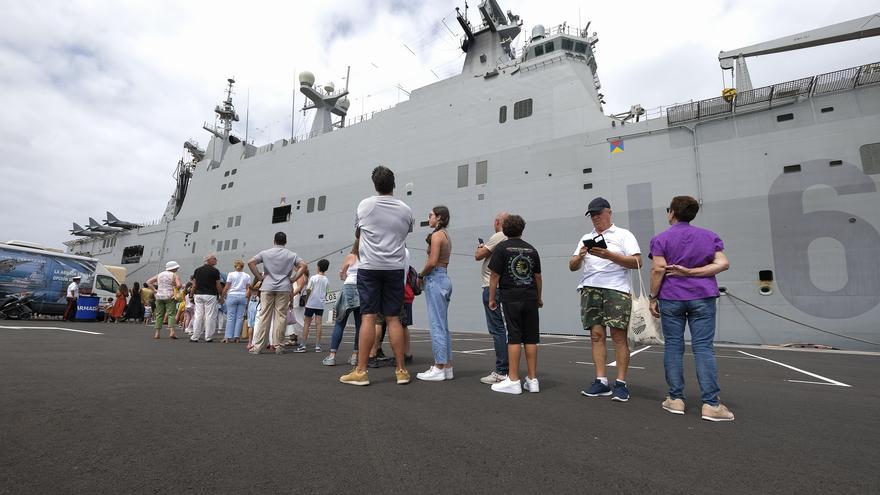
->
xmin=0 ymin=241 xmax=120 ymax=316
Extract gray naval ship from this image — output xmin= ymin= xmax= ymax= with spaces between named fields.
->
xmin=65 ymin=1 xmax=880 ymax=349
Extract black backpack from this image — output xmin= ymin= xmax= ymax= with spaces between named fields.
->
xmin=407 ymin=266 xmax=422 ymax=296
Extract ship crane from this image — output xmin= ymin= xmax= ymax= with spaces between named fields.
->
xmin=719 ymin=12 xmax=880 ymax=91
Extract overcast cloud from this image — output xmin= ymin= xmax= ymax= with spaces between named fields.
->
xmin=1 ymin=0 xmax=878 ymax=248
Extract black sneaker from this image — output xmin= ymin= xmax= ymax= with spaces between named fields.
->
xmin=404 ymin=354 xmax=413 ymax=364
xmin=376 ymin=348 xmax=387 ymax=360
xmin=367 ymin=356 xmax=380 ymax=368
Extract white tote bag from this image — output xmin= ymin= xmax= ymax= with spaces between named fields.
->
xmin=628 ymin=263 xmax=663 ymax=346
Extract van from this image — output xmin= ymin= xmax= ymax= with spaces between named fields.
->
xmin=0 ymin=241 xmax=120 ymax=315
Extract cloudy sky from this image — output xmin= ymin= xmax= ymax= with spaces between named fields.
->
xmin=2 ymin=0 xmax=878 ymax=248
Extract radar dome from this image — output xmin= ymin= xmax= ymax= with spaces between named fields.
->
xmin=323 ymin=81 xmax=335 ymax=93
xmin=298 ymin=71 xmax=315 ymax=87
xmin=336 ymin=97 xmax=350 ymax=112
xmin=531 ymin=25 xmax=546 ymax=41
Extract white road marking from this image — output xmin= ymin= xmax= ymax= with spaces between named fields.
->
xmin=737 ymin=350 xmax=851 ymax=388
xmin=0 ymin=325 xmax=104 ymax=335
xmin=608 ymin=345 xmax=652 ymax=367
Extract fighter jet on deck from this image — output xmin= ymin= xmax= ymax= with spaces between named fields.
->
xmin=70 ymin=222 xmax=103 ymax=237
xmin=87 ymin=217 xmax=122 ymax=234
xmin=104 ymin=212 xmax=141 ymax=230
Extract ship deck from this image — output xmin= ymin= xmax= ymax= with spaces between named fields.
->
xmin=1 ymin=321 xmax=877 ymax=494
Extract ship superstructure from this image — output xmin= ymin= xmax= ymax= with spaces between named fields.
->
xmin=65 ymin=2 xmax=880 ymax=349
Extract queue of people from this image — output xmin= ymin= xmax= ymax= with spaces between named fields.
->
xmin=112 ymin=166 xmax=733 ymax=422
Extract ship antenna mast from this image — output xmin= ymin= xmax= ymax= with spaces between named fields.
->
xmin=203 ymin=77 xmax=241 ymax=140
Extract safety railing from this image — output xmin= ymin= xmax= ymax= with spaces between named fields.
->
xmin=667 ymin=61 xmax=880 ymax=125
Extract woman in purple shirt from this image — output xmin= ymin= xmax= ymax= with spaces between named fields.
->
xmin=649 ymin=196 xmax=734 ymax=422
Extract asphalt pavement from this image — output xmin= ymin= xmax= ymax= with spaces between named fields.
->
xmin=1 ymin=320 xmax=878 ymax=494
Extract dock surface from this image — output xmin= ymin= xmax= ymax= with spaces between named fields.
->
xmin=1 ymin=321 xmax=878 ymax=494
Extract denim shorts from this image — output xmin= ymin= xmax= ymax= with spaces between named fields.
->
xmin=357 ymin=268 xmax=404 ymax=316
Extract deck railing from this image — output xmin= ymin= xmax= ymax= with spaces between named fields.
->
xmin=667 ymin=62 xmax=880 ymax=125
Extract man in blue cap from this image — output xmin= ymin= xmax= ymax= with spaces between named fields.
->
xmin=568 ymin=197 xmax=642 ymax=402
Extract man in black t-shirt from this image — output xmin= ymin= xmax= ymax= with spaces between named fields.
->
xmin=191 ymin=253 xmax=222 ymax=342
xmin=487 ymin=214 xmax=542 ymax=395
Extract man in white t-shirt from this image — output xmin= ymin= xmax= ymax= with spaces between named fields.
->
xmin=568 ymin=197 xmax=642 ymax=402
xmin=341 ymin=165 xmax=414 ymax=386
xmin=474 ymin=212 xmax=509 ymax=384
xmin=64 ymin=275 xmax=81 ymax=321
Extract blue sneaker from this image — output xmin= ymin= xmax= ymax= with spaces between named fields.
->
xmin=581 ymin=379 xmax=612 ymax=397
xmin=611 ymin=380 xmax=630 ymax=402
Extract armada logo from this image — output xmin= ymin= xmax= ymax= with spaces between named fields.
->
xmin=77 ymin=304 xmax=98 ymax=312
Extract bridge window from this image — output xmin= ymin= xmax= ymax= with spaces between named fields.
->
xmin=861 ymin=143 xmax=880 ymax=175
xmin=534 ymin=45 xmax=544 ymax=57
xmin=227 ymin=217 xmax=234 ymax=228
xmin=543 ymin=41 xmax=554 ymax=53
xmin=574 ymin=42 xmax=587 ymax=54
xmin=561 ymin=38 xmax=573 ymax=51
xmin=776 ymin=113 xmax=794 ymax=122
xmin=514 ymin=98 xmax=533 ymax=120
xmin=235 ymin=215 xmax=241 ymax=226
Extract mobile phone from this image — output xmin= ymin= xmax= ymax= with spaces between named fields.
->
xmin=583 ymin=235 xmax=608 ymax=251
xmin=478 ymin=237 xmax=484 ymax=245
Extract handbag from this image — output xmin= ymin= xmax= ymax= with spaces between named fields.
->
xmin=628 ymin=261 xmax=663 ymax=346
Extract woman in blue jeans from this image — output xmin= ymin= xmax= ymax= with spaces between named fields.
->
xmin=222 ymin=259 xmax=252 ymax=343
xmin=417 ymin=206 xmax=454 ymax=382
xmin=323 ymin=244 xmax=362 ymax=366
xmin=649 ymin=196 xmax=734 ymax=422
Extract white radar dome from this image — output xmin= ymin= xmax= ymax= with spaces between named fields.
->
xmin=298 ymin=71 xmax=315 ymax=87
xmin=323 ymin=81 xmax=335 ymax=93
xmin=336 ymin=97 xmax=350 ymax=112
xmin=531 ymin=25 xmax=546 ymax=40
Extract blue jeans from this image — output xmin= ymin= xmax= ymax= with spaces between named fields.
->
xmin=425 ymin=267 xmax=453 ymax=365
xmin=658 ymin=298 xmax=721 ymax=405
xmin=482 ymin=287 xmax=508 ymax=374
xmin=224 ymin=294 xmax=247 ymax=339
xmin=330 ymin=307 xmax=362 ymax=352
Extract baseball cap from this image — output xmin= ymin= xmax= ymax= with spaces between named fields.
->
xmin=585 ymin=197 xmax=611 ymax=216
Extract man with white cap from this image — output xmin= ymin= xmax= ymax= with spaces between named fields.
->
xmin=147 ymin=261 xmax=183 ymax=339
xmin=64 ymin=275 xmax=81 ymax=321
xmin=191 ymin=253 xmax=223 ymax=343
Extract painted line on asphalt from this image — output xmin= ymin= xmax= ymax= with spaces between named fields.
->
xmin=737 ymin=350 xmax=851 ymax=388
xmin=0 ymin=325 xmax=104 ymax=335
xmin=608 ymin=345 xmax=652 ymax=367
xmin=575 ymin=361 xmax=645 ymax=370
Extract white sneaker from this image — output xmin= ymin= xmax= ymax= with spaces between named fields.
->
xmin=444 ymin=366 xmax=454 ymax=380
xmin=523 ymin=377 xmax=540 ymax=393
xmin=349 ymin=353 xmax=358 ymax=366
xmin=480 ymin=371 xmax=507 ymax=384
xmin=416 ymin=366 xmax=446 ymax=382
xmin=315 ymin=345 xmax=322 ymax=353
xmin=491 ymin=377 xmax=523 ymax=395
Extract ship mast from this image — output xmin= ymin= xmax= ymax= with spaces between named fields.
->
xmin=203 ymin=78 xmax=241 ymax=139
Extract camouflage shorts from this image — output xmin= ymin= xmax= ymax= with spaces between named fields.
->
xmin=580 ymin=286 xmax=632 ymax=331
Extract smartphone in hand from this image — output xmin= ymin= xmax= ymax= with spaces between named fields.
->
xmin=478 ymin=237 xmax=484 ymax=245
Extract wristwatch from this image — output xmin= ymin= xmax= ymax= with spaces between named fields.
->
xmin=649 ymin=294 xmax=658 ymax=301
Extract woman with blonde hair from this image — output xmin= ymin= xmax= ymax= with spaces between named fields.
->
xmin=222 ymin=259 xmax=252 ymax=343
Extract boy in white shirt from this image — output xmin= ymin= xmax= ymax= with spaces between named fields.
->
xmin=295 ymin=259 xmax=330 ymax=352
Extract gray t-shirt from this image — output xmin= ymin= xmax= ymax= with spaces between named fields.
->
xmin=355 ymin=195 xmax=413 ymax=270
xmin=251 ymin=246 xmax=302 ymax=292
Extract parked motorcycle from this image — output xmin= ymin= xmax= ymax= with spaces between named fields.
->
xmin=0 ymin=292 xmax=34 ymax=320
